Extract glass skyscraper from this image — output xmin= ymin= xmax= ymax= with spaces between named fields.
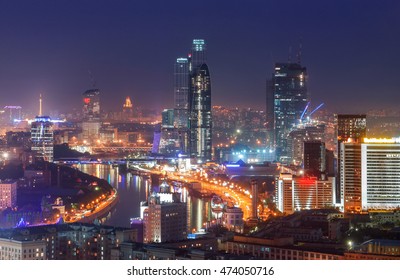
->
xmin=31 ymin=116 xmax=54 ymax=162
xmin=173 ymin=39 xmax=212 ymax=161
xmin=188 ymin=39 xmax=212 ymax=161
xmin=267 ymin=62 xmax=308 ymax=162
xmin=189 ymin=63 xmax=212 ymax=161
xmin=174 ymin=57 xmax=189 ymax=129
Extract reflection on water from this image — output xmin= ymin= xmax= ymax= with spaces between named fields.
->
xmin=77 ymin=164 xmax=212 ymax=230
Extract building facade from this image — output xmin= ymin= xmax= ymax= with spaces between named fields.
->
xmin=189 ymin=63 xmax=212 ymax=161
xmin=0 ymin=238 xmax=46 ymax=260
xmin=82 ymin=89 xmax=100 ymax=120
xmin=335 ymin=114 xmax=366 ymax=204
xmin=361 ymin=139 xmax=400 ymax=211
xmin=0 ymin=180 xmax=17 ymax=210
xmin=30 ymin=116 xmax=54 ymax=162
xmin=143 ymin=193 xmax=187 ymax=243
xmin=276 ymin=174 xmax=335 ymax=214
xmin=341 ymin=138 xmax=400 ymax=212
xmin=267 ymin=63 xmax=308 ymax=162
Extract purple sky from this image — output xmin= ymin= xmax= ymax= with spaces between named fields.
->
xmin=0 ymin=0 xmax=399 ymax=115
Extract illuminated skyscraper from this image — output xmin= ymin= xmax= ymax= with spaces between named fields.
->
xmin=188 ymin=39 xmax=212 ymax=161
xmin=335 ymin=114 xmax=366 ymax=204
xmin=122 ymin=96 xmax=134 ymax=120
xmin=267 ymin=63 xmax=308 ymax=162
xmin=189 ymin=63 xmax=212 ymax=161
xmin=31 ymin=116 xmax=54 ymax=162
xmin=174 ymin=57 xmax=189 ymax=128
xmin=341 ymin=138 xmax=400 ymax=212
xmin=82 ymin=89 xmax=100 ymax=120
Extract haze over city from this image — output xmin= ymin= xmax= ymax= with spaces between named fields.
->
xmin=0 ymin=0 xmax=399 ymax=113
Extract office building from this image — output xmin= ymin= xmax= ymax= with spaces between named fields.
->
xmin=287 ymin=124 xmax=325 ymax=165
xmin=340 ymin=141 xmax=362 ymax=212
xmin=188 ymin=39 xmax=211 ymax=161
xmin=143 ymin=191 xmax=187 ymax=243
xmin=0 ymin=180 xmax=17 ymax=210
xmin=31 ymin=116 xmax=54 ymax=162
xmin=335 ymin=114 xmax=366 ymax=204
xmin=276 ymin=174 xmax=335 ymax=214
xmin=174 ymin=58 xmax=190 ymax=128
xmin=82 ymin=89 xmax=100 ymax=120
xmin=335 ymin=114 xmax=367 ymax=145
xmin=267 ymin=63 xmax=308 ymax=162
xmin=341 ymin=138 xmax=400 ymax=212
xmin=303 ymin=141 xmax=326 ymax=178
xmin=361 ymin=138 xmax=400 ymax=211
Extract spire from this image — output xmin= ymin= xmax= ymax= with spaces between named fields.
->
xmin=297 ymin=37 xmax=303 ymax=65
xmin=39 ymin=93 xmax=42 ymax=116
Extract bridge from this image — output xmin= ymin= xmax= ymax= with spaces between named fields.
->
xmin=91 ymin=146 xmax=152 ymax=153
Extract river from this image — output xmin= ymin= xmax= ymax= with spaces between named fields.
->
xmin=76 ymin=164 xmax=213 ymax=230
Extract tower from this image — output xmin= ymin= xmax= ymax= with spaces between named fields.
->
xmin=31 ymin=116 xmax=54 ymax=162
xmin=82 ymin=89 xmax=100 ymax=121
xmin=335 ymin=114 xmax=366 ymax=204
xmin=31 ymin=94 xmax=53 ymax=162
xmin=122 ymin=96 xmax=134 ymax=120
xmin=188 ymin=39 xmax=212 ymax=162
xmin=189 ymin=63 xmax=212 ymax=161
xmin=267 ymin=63 xmax=308 ymax=162
xmin=174 ymin=57 xmax=190 ymax=154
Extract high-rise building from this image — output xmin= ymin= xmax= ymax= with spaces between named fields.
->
xmin=174 ymin=58 xmax=190 ymax=128
xmin=159 ymin=109 xmax=179 ymax=156
xmin=31 ymin=116 xmax=54 ymax=162
xmin=172 ymin=39 xmax=212 ymax=160
xmin=267 ymin=63 xmax=308 ymax=162
xmin=276 ymin=174 xmax=335 ymax=214
xmin=303 ymin=141 xmax=326 ymax=178
xmin=122 ymin=96 xmax=134 ymax=120
xmin=142 ymin=192 xmax=187 ymax=243
xmin=162 ymin=109 xmax=175 ymax=128
xmin=340 ymin=141 xmax=362 ymax=212
xmin=341 ymin=138 xmax=400 ymax=212
xmin=287 ymin=124 xmax=325 ymax=165
xmin=335 ymin=114 xmax=367 ymax=145
xmin=189 ymin=63 xmax=212 ymax=161
xmin=82 ymin=89 xmax=100 ymax=120
xmin=187 ymin=39 xmax=211 ymax=161
xmin=190 ymin=39 xmax=207 ymax=70
xmin=335 ymin=114 xmax=366 ymax=204
xmin=0 ymin=180 xmax=17 ymax=210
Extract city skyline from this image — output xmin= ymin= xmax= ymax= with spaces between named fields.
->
xmin=0 ymin=1 xmax=399 ymax=114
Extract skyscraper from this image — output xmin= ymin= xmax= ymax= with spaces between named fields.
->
xmin=267 ymin=63 xmax=308 ymax=162
xmin=174 ymin=58 xmax=190 ymax=154
xmin=304 ymin=141 xmax=326 ymax=178
xmin=31 ymin=116 xmax=54 ymax=162
xmin=188 ymin=39 xmax=212 ymax=161
xmin=335 ymin=114 xmax=366 ymax=204
xmin=82 ymin=89 xmax=100 ymax=120
xmin=174 ymin=58 xmax=189 ymax=128
xmin=341 ymin=138 xmax=400 ymax=212
xmin=172 ymin=39 xmax=212 ymax=160
xmin=189 ymin=63 xmax=212 ymax=161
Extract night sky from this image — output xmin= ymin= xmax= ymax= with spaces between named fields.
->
xmin=0 ymin=0 xmax=399 ymax=115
